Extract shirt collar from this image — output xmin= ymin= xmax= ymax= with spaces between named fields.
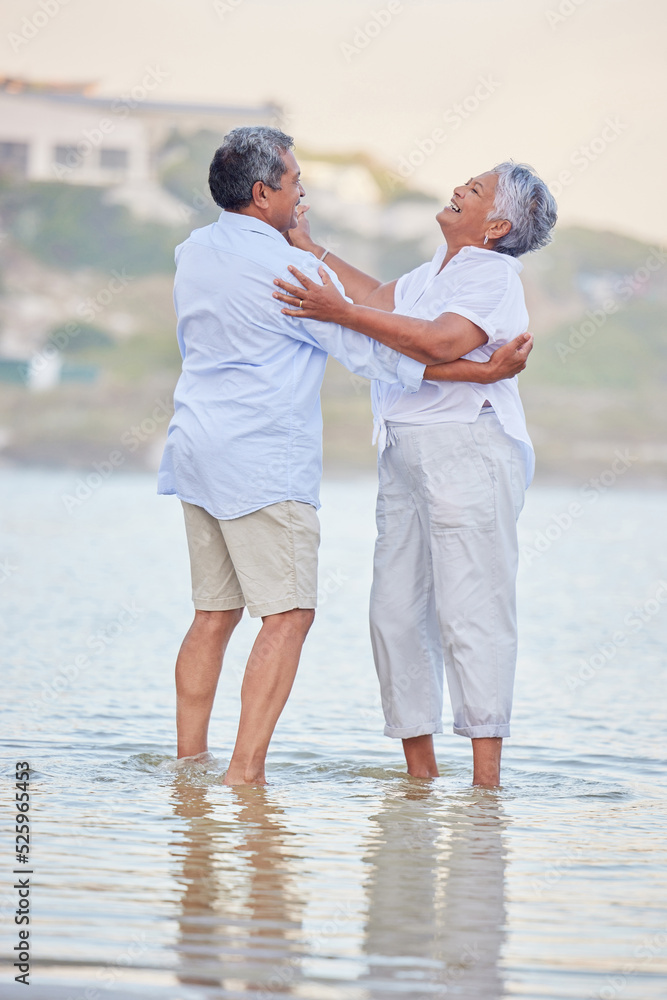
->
xmin=437 ymin=242 xmax=524 ymax=273
xmin=427 ymin=243 xmax=449 ymax=279
xmin=215 ymin=209 xmax=288 ymax=244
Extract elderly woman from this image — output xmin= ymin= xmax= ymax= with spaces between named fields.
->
xmin=274 ymin=162 xmax=557 ymax=786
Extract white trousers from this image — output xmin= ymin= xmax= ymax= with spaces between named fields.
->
xmin=369 ymin=410 xmax=526 ymax=740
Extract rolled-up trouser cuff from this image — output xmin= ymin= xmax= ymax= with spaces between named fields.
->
xmin=194 ymin=597 xmax=245 ymax=611
xmin=453 ymin=723 xmax=511 ymax=739
xmin=384 ymin=722 xmax=444 ymax=739
xmin=247 ymin=595 xmax=316 ymax=619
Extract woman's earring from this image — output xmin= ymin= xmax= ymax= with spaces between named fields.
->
xmin=483 ymin=234 xmax=489 ymax=245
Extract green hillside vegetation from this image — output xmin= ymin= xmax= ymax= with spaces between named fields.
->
xmin=521 ymin=227 xmax=667 ymax=390
xmin=512 ymin=228 xmax=667 ymax=481
xmin=0 ymin=177 xmax=186 ymax=275
xmin=530 ymin=299 xmax=666 ymax=390
xmin=524 ymin=228 xmax=667 ymax=391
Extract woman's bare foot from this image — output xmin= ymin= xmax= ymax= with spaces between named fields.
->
xmin=472 ymin=737 xmax=502 ymax=787
xmin=402 ymin=734 xmax=440 ymax=778
xmin=223 ymin=765 xmax=267 ymax=786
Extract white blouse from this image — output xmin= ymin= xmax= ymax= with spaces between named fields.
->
xmin=371 ymin=242 xmax=535 ymax=486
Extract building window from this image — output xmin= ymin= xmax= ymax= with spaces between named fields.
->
xmin=54 ymin=145 xmax=81 ymax=169
xmin=0 ymin=141 xmax=29 ymax=177
xmin=99 ymin=148 xmax=128 ymax=170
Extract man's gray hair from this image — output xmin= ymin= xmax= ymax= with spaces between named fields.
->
xmin=209 ymin=126 xmax=294 ymax=210
xmin=487 ymin=161 xmax=557 ymax=257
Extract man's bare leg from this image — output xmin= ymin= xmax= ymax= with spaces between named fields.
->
xmin=176 ymin=608 xmax=243 ymax=758
xmin=472 ymin=737 xmax=502 ymax=787
xmin=224 ymin=608 xmax=315 ymax=786
xmin=402 ymin=734 xmax=440 ymax=778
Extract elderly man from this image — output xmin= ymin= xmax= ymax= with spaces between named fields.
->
xmin=275 ymin=161 xmax=556 ymax=786
xmin=158 ymin=126 xmax=530 ymax=785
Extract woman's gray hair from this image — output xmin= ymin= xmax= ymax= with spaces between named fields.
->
xmin=209 ymin=126 xmax=294 ymax=210
xmin=487 ymin=161 xmax=557 ymax=257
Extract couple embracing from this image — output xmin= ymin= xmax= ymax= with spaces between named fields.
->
xmin=158 ymin=125 xmax=557 ymax=787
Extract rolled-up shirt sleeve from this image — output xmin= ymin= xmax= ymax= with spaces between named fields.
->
xmin=395 ymin=353 xmax=425 ymax=392
xmin=442 ymin=258 xmax=522 ymax=347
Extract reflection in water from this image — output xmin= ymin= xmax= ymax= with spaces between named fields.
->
xmin=167 ymin=779 xmax=507 ymax=998
xmin=170 ymin=779 xmax=304 ymax=995
xmin=362 ymin=785 xmax=508 ymax=999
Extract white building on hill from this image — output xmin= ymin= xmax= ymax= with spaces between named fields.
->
xmin=0 ymin=77 xmax=280 ymax=221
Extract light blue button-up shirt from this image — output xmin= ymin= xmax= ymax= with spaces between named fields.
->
xmin=158 ymin=211 xmax=424 ymax=519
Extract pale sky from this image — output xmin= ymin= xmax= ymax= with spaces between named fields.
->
xmin=1 ymin=0 xmax=664 ymax=245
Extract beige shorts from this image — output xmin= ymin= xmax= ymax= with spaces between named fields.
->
xmin=181 ymin=499 xmax=320 ymax=618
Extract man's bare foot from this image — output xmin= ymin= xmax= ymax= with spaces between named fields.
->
xmin=223 ymin=766 xmax=267 ymax=786
xmin=220 ymin=608 xmax=314 ymax=788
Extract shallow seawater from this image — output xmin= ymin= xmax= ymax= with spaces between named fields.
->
xmin=1 ymin=469 xmax=667 ymax=999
